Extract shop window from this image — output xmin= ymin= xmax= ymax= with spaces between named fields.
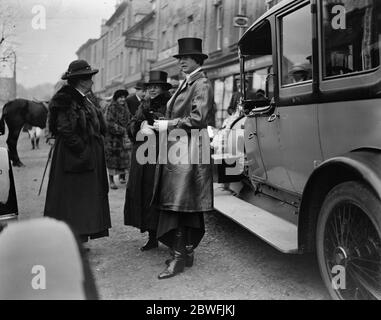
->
xmin=322 ymin=0 xmax=381 ymax=78
xmin=280 ymin=4 xmax=312 ymax=85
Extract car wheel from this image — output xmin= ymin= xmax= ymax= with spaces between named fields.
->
xmin=316 ymin=181 xmax=381 ymax=300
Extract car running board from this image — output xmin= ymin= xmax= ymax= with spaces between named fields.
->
xmin=214 ymin=187 xmax=299 ymax=254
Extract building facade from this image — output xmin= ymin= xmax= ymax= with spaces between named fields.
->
xmin=76 ymin=0 xmax=152 ymax=97
xmin=123 ymin=11 xmax=156 ymax=92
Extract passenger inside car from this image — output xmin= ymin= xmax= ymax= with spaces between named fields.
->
xmin=289 ymin=63 xmax=312 ymax=83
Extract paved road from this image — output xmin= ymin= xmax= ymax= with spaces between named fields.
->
xmin=3 ymin=133 xmax=330 ymax=300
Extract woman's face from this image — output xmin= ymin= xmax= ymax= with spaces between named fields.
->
xmin=147 ymin=85 xmax=163 ymax=99
xmin=116 ymin=96 xmax=126 ymax=105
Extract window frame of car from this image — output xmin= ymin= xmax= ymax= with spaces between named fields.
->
xmin=317 ymin=0 xmax=381 ymax=102
xmin=276 ymin=0 xmax=315 ymax=107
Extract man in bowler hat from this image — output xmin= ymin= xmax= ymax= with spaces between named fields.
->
xmin=152 ymin=38 xmax=215 ymax=279
xmin=126 ymin=81 xmax=146 ymax=116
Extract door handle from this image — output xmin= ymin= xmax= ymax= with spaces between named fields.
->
xmin=248 ymin=132 xmax=256 ymax=140
xmin=267 ymin=113 xmax=279 ymax=122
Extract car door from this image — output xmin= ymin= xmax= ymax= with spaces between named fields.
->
xmin=275 ymin=1 xmax=323 ymax=194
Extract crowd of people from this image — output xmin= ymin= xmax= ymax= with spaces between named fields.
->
xmin=43 ymin=37 xmax=215 ymax=280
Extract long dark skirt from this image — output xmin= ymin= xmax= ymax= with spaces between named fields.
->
xmin=157 ymin=210 xmax=205 ymax=249
xmin=124 ymin=143 xmax=159 ymax=233
xmin=44 ymin=137 xmax=111 ymax=242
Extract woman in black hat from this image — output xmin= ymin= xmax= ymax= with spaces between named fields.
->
xmin=124 ymin=71 xmax=172 ymax=251
xmin=152 ymin=38 xmax=215 ymax=279
xmin=104 ymin=89 xmax=131 ymax=189
xmin=44 ymin=60 xmax=111 ymax=244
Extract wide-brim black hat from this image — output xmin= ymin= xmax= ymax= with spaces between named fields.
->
xmin=62 ymin=59 xmax=99 ymax=80
xmin=173 ymin=37 xmax=208 ymax=60
xmin=144 ymin=71 xmax=172 ymax=91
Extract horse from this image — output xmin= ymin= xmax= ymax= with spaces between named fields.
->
xmin=0 ymin=99 xmax=48 ymax=167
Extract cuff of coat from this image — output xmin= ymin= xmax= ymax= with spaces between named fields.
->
xmin=168 ymin=118 xmax=180 ymax=129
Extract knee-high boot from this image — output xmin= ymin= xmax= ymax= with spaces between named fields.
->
xmin=165 ymin=227 xmax=194 ymax=267
xmin=158 ymin=228 xmax=186 ymax=279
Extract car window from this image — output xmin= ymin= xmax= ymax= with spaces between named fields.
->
xmin=280 ymin=4 xmax=313 ymax=86
xmin=323 ymin=0 xmax=381 ymax=78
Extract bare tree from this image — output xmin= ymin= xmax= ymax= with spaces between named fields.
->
xmin=0 ymin=0 xmax=17 ymax=51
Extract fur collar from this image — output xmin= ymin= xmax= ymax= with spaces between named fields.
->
xmin=50 ymin=85 xmax=85 ymax=108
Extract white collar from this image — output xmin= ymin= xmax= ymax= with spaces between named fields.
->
xmin=75 ymin=88 xmax=87 ymax=97
xmin=185 ymin=67 xmax=202 ymax=81
xmin=136 ymin=94 xmax=141 ymax=102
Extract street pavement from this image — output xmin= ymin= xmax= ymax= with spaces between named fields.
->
xmin=2 ymin=133 xmax=330 ymax=300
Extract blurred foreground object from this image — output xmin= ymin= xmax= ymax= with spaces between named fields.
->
xmin=0 ymin=147 xmax=18 ymax=224
xmin=0 ymin=218 xmax=98 ymax=300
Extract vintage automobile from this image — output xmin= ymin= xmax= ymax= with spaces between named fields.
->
xmin=213 ymin=0 xmax=381 ymax=300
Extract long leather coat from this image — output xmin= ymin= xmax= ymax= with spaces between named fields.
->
xmin=154 ymin=70 xmax=214 ymax=213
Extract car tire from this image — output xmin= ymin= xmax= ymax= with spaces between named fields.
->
xmin=316 ymin=181 xmax=381 ymax=300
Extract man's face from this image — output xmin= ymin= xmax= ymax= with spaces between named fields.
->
xmin=136 ymin=88 xmax=146 ymax=99
xmin=178 ymin=56 xmax=199 ymax=74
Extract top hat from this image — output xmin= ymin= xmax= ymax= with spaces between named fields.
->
xmin=61 ymin=60 xmax=99 ymax=80
xmin=173 ymin=38 xmax=208 ymax=60
xmin=144 ymin=71 xmax=172 ymax=91
xmin=134 ymin=81 xmax=146 ymax=90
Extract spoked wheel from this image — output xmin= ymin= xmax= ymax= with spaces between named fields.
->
xmin=317 ymin=181 xmax=381 ymax=300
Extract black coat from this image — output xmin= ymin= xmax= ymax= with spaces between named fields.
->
xmin=124 ymin=93 xmax=169 ymax=232
xmin=44 ymin=85 xmax=111 ymax=239
xmin=126 ymin=94 xmax=141 ymax=116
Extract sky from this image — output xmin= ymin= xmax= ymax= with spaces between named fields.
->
xmin=0 ymin=0 xmax=117 ymax=88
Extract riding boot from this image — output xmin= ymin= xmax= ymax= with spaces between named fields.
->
xmin=165 ymin=245 xmax=194 ymax=267
xmin=158 ymin=228 xmax=186 ymax=280
xmin=109 ymin=175 xmax=118 ymax=189
xmin=140 ymin=230 xmax=158 ymax=251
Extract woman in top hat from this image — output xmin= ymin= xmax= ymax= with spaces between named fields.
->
xmin=44 ymin=59 xmax=111 ymax=244
xmin=152 ymin=38 xmax=215 ymax=279
xmin=124 ymin=71 xmax=172 ymax=251
xmin=104 ymin=89 xmax=131 ymax=189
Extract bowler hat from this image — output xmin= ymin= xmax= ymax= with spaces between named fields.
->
xmin=134 ymin=81 xmax=146 ymax=90
xmin=173 ymin=38 xmax=208 ymax=60
xmin=144 ymin=71 xmax=172 ymax=91
xmin=61 ymin=60 xmax=98 ymax=80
